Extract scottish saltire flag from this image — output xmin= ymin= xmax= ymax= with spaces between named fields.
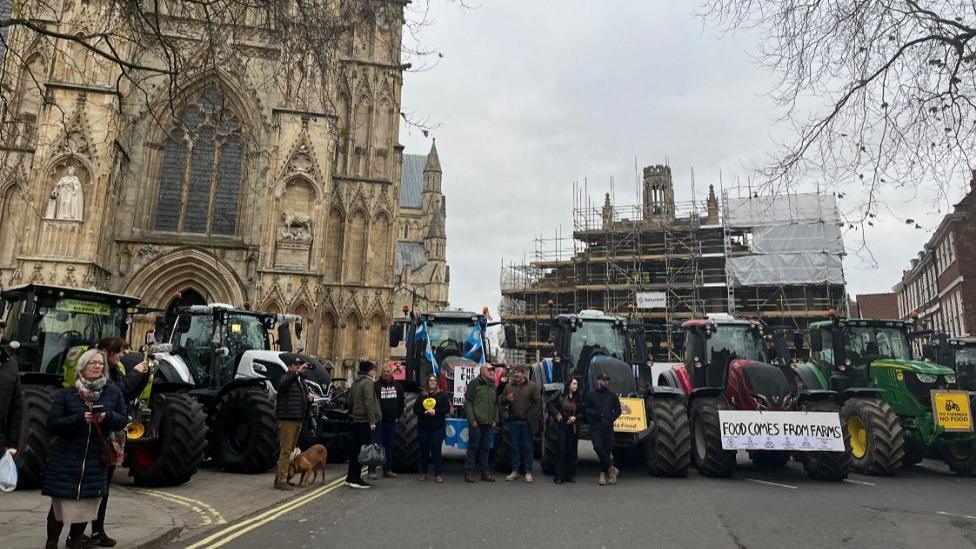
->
xmin=463 ymin=323 xmax=487 ymax=364
xmin=415 ymin=320 xmax=440 ymax=375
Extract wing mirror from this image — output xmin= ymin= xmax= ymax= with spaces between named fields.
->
xmin=504 ymin=325 xmax=518 ymax=348
xmin=389 ymin=324 xmax=403 ymax=348
xmin=537 ymin=324 xmax=551 ymax=342
xmin=810 ymin=329 xmax=822 ymax=352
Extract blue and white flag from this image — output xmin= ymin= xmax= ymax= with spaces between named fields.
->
xmin=463 ymin=323 xmax=487 ymax=364
xmin=415 ymin=320 xmax=440 ymax=375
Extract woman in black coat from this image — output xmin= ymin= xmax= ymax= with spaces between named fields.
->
xmin=43 ymin=349 xmax=127 ymax=549
xmin=414 ymin=374 xmax=450 ymax=482
xmin=547 ymin=376 xmax=583 ymax=484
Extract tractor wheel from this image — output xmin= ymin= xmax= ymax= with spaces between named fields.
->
xmin=750 ymin=451 xmax=790 ymax=469
xmin=541 ymin=417 xmax=559 ymax=475
xmin=690 ymin=397 xmax=736 ymax=477
xmin=15 ymin=385 xmax=57 ymax=489
xmin=643 ymin=396 xmax=691 ymax=477
xmin=493 ymin=423 xmax=513 ymax=473
xmin=392 ymin=393 xmax=420 ymax=473
xmin=130 ymin=393 xmax=208 ymax=487
xmin=800 ymin=400 xmax=851 ymax=481
xmin=209 ymin=387 xmax=278 ymax=473
xmin=841 ymin=397 xmax=904 ymax=476
xmin=943 ymin=440 xmax=976 ymax=476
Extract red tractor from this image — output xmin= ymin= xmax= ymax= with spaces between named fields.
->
xmin=658 ymin=314 xmax=851 ymax=479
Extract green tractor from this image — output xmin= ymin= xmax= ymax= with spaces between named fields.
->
xmin=797 ymin=316 xmax=975 ymax=475
xmin=924 ymin=335 xmax=976 ymax=391
xmin=0 ymin=284 xmax=206 ymax=488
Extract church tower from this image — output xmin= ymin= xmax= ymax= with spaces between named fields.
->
xmin=642 ymin=164 xmax=675 ymax=225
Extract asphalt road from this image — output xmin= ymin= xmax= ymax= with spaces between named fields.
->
xmin=184 ymin=445 xmax=976 ymax=549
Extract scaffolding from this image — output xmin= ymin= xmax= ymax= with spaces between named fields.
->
xmin=500 ymin=166 xmax=848 ymax=364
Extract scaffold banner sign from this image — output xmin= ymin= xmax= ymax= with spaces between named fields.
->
xmin=718 ymin=410 xmax=845 ymax=452
xmin=635 ymin=292 xmax=666 ymax=309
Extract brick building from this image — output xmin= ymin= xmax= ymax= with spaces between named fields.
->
xmin=853 ymin=292 xmax=899 ymax=319
xmin=893 ymin=171 xmax=976 ymax=337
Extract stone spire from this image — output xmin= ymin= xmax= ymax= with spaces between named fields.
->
xmin=706 ymin=184 xmax=719 ymax=223
xmin=424 ymin=139 xmax=441 ymax=174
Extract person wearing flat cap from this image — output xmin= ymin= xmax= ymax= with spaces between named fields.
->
xmin=274 ymin=353 xmax=313 ymax=490
xmin=584 ymin=372 xmax=621 ymax=486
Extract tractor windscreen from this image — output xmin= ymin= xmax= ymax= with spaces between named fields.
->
xmin=846 ymin=326 xmax=912 ymax=362
xmin=956 ymin=348 xmax=976 ymax=387
xmin=428 ymin=321 xmax=482 ymax=363
xmin=588 ymin=356 xmax=637 ymax=395
xmin=570 ymin=320 xmax=626 ymax=367
xmin=35 ymin=299 xmax=126 ymax=374
xmin=706 ymin=324 xmax=765 ymax=364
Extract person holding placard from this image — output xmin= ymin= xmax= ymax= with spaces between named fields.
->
xmin=414 ymin=374 xmax=449 ymax=482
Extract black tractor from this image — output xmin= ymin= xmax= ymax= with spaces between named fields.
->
xmin=154 ymin=304 xmax=285 ymax=473
xmin=536 ymin=309 xmax=692 ymax=477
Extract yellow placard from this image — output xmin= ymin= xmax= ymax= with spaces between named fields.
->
xmin=231 ymin=323 xmax=242 ymax=333
xmin=423 ymin=397 xmax=436 ymax=411
xmin=614 ymin=397 xmax=648 ymax=433
xmin=56 ymin=299 xmax=110 ymax=316
xmin=931 ymin=390 xmax=974 ymax=432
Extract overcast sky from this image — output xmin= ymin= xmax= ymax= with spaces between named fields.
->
xmin=397 ymin=1 xmax=973 ymax=313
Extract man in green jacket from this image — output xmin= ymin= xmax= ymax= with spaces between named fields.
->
xmin=345 ymin=361 xmax=381 ymax=489
xmin=464 ymin=364 xmax=498 ymax=483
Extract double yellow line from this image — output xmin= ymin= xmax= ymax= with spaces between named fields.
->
xmin=185 ymin=473 xmax=353 ymax=549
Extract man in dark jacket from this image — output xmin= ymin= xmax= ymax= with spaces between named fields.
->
xmin=274 ymin=353 xmax=312 ymax=490
xmin=372 ymin=363 xmax=404 ymax=479
xmin=0 ymin=341 xmax=22 ymax=458
xmin=463 ymin=364 xmax=498 ymax=483
xmin=501 ymin=365 xmax=542 ymax=482
xmin=345 ymin=360 xmax=380 ymax=489
xmin=585 ymin=373 xmax=621 ymax=486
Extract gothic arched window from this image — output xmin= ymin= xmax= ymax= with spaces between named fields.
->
xmin=154 ymin=86 xmax=244 ymax=235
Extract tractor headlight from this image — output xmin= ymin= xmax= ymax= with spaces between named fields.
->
xmin=916 ymin=373 xmax=938 ymax=383
xmin=945 ymin=374 xmax=957 ymax=384
xmin=753 ymin=394 xmax=768 ymax=410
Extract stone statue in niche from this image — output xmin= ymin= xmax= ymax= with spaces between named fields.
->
xmin=277 ymin=212 xmax=313 ymax=244
xmin=44 ymin=166 xmax=84 ymax=221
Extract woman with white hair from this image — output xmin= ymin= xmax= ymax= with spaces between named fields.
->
xmin=42 ymin=349 xmax=127 ymax=549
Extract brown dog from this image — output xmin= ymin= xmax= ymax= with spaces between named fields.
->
xmin=288 ymin=444 xmax=329 ymax=487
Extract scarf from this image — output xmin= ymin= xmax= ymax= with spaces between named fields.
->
xmin=75 ymin=375 xmax=107 ymax=403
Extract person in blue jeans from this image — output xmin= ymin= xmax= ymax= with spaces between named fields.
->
xmin=501 ymin=365 xmax=542 ymax=482
xmin=372 ymin=363 xmax=404 ymax=479
xmin=414 ymin=375 xmax=450 ymax=482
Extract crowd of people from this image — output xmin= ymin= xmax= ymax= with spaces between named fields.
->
xmin=272 ymin=359 xmax=625 ymax=490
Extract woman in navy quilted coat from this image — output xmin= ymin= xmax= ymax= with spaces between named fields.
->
xmin=42 ymin=349 xmax=126 ymax=549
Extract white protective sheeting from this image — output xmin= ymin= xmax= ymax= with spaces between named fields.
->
xmin=751 ymin=223 xmax=845 ymax=255
xmin=726 ymin=194 xmax=841 ymax=228
xmin=728 ymin=254 xmax=845 ymax=286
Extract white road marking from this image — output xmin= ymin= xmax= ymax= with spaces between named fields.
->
xmin=937 ymin=511 xmax=976 ymax=521
xmin=746 ymin=478 xmax=797 ymax=489
xmin=843 ymin=479 xmax=875 ymax=486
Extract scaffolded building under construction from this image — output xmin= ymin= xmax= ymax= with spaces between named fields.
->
xmin=500 ymin=164 xmax=848 ymax=363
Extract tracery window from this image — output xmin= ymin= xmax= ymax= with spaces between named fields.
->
xmin=154 ymin=86 xmax=243 ymax=235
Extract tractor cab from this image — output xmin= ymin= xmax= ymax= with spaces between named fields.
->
xmin=808 ymin=318 xmax=954 ymax=403
xmin=161 ymin=304 xmax=276 ymax=390
xmin=668 ymin=314 xmax=796 ymax=411
xmin=542 ymin=309 xmax=649 ymax=393
xmin=0 ymin=284 xmax=140 ymax=384
xmin=924 ymin=334 xmax=976 ymax=391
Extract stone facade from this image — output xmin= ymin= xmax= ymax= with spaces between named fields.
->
xmin=0 ymin=1 xmax=437 ymax=378
xmin=394 ymin=141 xmax=449 ymax=316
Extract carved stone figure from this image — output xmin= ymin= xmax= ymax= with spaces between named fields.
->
xmin=278 ymin=211 xmax=313 ymax=243
xmin=44 ymin=166 xmax=84 ymax=221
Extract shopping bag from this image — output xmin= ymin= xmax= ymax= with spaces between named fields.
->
xmin=0 ymin=448 xmax=17 ymax=492
xmin=357 ymin=443 xmax=385 ymax=467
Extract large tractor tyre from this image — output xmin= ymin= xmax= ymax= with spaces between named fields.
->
xmin=840 ymin=397 xmax=904 ymax=476
xmin=644 ymin=396 xmax=692 ymax=477
xmin=493 ymin=424 xmax=513 ymax=473
xmin=943 ymin=440 xmax=976 ymax=476
xmin=15 ymin=385 xmax=57 ymax=489
xmin=209 ymin=387 xmax=278 ymax=473
xmin=129 ymin=393 xmax=208 ymax=487
xmin=749 ymin=451 xmax=790 ymax=469
xmin=800 ymin=400 xmax=851 ymax=481
xmin=392 ymin=393 xmax=420 ymax=473
xmin=540 ymin=419 xmax=559 ymax=475
xmin=691 ymin=397 xmax=736 ymax=477
xmin=130 ymin=394 xmax=207 ymax=486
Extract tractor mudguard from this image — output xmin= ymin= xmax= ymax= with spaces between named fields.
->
xmin=645 ymin=385 xmax=687 ymax=400
xmin=796 ymin=389 xmax=837 ymax=405
xmin=214 ymin=377 xmax=268 ymax=403
xmin=149 ymin=381 xmax=195 ymax=394
xmin=839 ymin=387 xmax=884 ymax=403
xmin=20 ymin=371 xmax=60 ymax=387
xmin=794 ymin=363 xmax=828 ymax=391
xmin=690 ymin=387 xmax=723 ymax=400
